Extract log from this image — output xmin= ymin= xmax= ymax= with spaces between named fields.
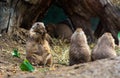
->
xmin=0 ymin=0 xmax=120 ymax=44
xmin=0 ymin=0 xmax=53 ymax=34
xmin=59 ymin=0 xmax=120 ymax=44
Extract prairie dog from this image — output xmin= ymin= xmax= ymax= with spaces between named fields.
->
xmin=92 ymin=32 xmax=117 ymax=61
xmin=69 ymin=28 xmax=91 ymax=66
xmin=46 ymin=23 xmax=73 ymax=42
xmin=26 ymin=22 xmax=52 ymax=66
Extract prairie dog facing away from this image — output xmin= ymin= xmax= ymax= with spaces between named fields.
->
xmin=69 ymin=28 xmax=91 ymax=66
xmin=92 ymin=32 xmax=117 ymax=61
xmin=26 ymin=22 xmax=52 ymax=66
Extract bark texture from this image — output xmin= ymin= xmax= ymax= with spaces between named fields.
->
xmin=59 ymin=0 xmax=120 ymax=43
xmin=0 ymin=0 xmax=120 ymax=43
xmin=0 ymin=0 xmax=53 ymax=33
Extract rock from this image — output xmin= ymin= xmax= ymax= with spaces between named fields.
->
xmin=9 ymin=56 xmax=120 ymax=78
xmin=45 ymin=57 xmax=120 ymax=78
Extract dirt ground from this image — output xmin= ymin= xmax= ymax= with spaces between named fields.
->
xmin=0 ymin=29 xmax=68 ymax=78
xmin=0 ymin=33 xmax=26 ymax=78
xmin=0 ymin=29 xmax=120 ymax=78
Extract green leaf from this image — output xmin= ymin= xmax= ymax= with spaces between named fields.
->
xmin=12 ymin=49 xmax=20 ymax=58
xmin=118 ymin=32 xmax=120 ymax=40
xmin=20 ymin=59 xmax=35 ymax=72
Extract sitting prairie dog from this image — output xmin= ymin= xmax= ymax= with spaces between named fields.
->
xmin=92 ymin=32 xmax=117 ymax=61
xmin=26 ymin=22 xmax=52 ymax=66
xmin=69 ymin=28 xmax=91 ymax=66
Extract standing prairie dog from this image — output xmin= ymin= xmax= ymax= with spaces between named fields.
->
xmin=69 ymin=28 xmax=91 ymax=66
xmin=26 ymin=22 xmax=52 ymax=66
xmin=92 ymin=32 xmax=117 ymax=61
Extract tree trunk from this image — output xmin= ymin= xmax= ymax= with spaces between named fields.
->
xmin=0 ymin=0 xmax=53 ymax=34
xmin=0 ymin=0 xmax=120 ymax=44
xmin=59 ymin=0 xmax=120 ymax=44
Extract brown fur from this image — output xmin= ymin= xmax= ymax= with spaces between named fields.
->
xmin=26 ymin=22 xmax=52 ymax=66
xmin=92 ymin=32 xmax=117 ymax=61
xmin=46 ymin=23 xmax=73 ymax=42
xmin=69 ymin=28 xmax=91 ymax=66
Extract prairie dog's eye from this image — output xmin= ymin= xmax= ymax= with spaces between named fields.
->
xmin=36 ymin=23 xmax=40 ymax=26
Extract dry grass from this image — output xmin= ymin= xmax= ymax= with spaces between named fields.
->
xmin=51 ymin=38 xmax=70 ymax=66
xmin=50 ymin=38 xmax=120 ymax=66
xmin=115 ymin=46 xmax=120 ymax=56
xmin=112 ymin=0 xmax=120 ymax=7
